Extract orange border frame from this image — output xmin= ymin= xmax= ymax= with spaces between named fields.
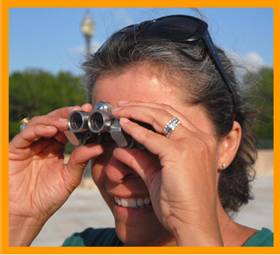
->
xmin=1 ymin=1 xmax=279 ymax=254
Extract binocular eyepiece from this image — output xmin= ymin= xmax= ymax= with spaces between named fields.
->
xmin=68 ymin=103 xmax=112 ymax=133
xmin=65 ymin=101 xmax=141 ymax=148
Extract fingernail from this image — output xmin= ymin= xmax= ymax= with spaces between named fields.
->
xmin=120 ymin=118 xmax=130 ymax=125
xmin=118 ymin=100 xmax=129 ymax=105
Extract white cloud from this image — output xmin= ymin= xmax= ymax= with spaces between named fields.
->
xmin=226 ymin=50 xmax=265 ymax=74
xmin=244 ymin=52 xmax=265 ymax=72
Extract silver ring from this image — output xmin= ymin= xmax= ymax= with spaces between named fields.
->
xmin=163 ymin=117 xmax=181 ymax=137
xmin=19 ymin=117 xmax=30 ymax=131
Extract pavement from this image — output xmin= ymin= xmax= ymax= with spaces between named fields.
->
xmin=31 ymin=150 xmax=274 ymax=246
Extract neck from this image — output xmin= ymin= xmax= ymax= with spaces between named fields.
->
xmin=216 ymin=200 xmax=257 ymax=246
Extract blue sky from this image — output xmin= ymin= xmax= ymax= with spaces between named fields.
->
xmin=9 ymin=8 xmax=273 ymax=75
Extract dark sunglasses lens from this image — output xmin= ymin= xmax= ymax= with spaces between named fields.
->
xmin=142 ymin=16 xmax=206 ymax=41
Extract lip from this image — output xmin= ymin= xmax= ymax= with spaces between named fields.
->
xmin=105 ymin=178 xmax=150 ymax=199
xmin=112 ymin=199 xmax=153 ymax=220
xmin=108 ymin=192 xmax=150 ymax=199
xmin=108 ymin=192 xmax=152 ymax=213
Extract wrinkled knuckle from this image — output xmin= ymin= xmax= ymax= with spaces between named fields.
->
xmin=161 ymin=103 xmax=173 ymax=112
xmin=159 ymin=109 xmax=168 ymax=117
xmin=151 ymin=118 xmax=158 ymax=130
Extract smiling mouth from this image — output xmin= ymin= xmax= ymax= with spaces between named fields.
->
xmin=114 ymin=196 xmax=152 ymax=208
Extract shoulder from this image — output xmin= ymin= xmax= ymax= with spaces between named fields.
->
xmin=243 ymin=228 xmax=273 ymax=246
xmin=62 ymin=227 xmax=123 ymax=246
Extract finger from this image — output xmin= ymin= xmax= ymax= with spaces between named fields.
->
xmin=37 ymin=138 xmax=65 ymax=155
xmin=27 ymin=115 xmax=68 ymax=131
xmin=65 ymin=144 xmax=104 ymax=186
xmin=11 ymin=125 xmax=58 ymax=149
xmin=113 ymin=105 xmax=186 ymax=139
xmin=9 ymin=138 xmax=53 ymax=160
xmin=10 ymin=138 xmax=65 ymax=161
xmin=26 ymin=115 xmax=68 ymax=144
xmin=113 ymin=148 xmax=160 ymax=188
xmin=16 ymin=115 xmax=70 ymax=148
xmin=119 ymin=117 xmax=173 ymax=157
xmin=117 ymin=101 xmax=197 ymax=132
xmin=26 ymin=116 xmax=69 ymax=144
xmin=53 ymin=132 xmax=68 ymax=145
xmin=81 ymin=103 xmax=93 ymax=112
xmin=48 ymin=105 xmax=82 ymax=118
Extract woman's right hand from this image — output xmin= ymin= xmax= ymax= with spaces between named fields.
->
xmin=9 ymin=104 xmax=103 ymax=246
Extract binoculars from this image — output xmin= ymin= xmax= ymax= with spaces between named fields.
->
xmin=64 ymin=101 xmax=143 ymax=148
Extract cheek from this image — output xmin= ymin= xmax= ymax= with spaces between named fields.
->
xmin=91 ymin=162 xmax=105 ymax=186
xmin=91 ymin=157 xmax=113 ymax=208
xmin=91 ymin=148 xmax=113 ymax=188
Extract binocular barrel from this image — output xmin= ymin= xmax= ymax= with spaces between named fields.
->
xmin=68 ymin=111 xmax=89 ymax=132
xmin=88 ymin=110 xmax=112 ymax=133
xmin=68 ymin=110 xmax=112 ymax=133
xmin=66 ymin=102 xmax=144 ymax=148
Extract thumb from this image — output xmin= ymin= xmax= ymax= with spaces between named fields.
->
xmin=112 ymin=148 xmax=160 ymax=189
xmin=65 ymin=144 xmax=104 ymax=188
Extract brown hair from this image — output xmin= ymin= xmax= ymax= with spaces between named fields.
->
xmin=82 ymin=20 xmax=257 ymax=212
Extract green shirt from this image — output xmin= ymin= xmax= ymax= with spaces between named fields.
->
xmin=243 ymin=228 xmax=273 ymax=246
xmin=62 ymin=227 xmax=273 ymax=246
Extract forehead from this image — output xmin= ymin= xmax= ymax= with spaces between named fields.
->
xmin=91 ymin=63 xmax=216 ymax=135
xmin=92 ymin=64 xmax=183 ymax=107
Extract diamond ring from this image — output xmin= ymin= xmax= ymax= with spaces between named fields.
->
xmin=163 ymin=117 xmax=181 ymax=137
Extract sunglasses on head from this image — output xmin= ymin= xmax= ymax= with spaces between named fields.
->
xmin=120 ymin=15 xmax=237 ymax=113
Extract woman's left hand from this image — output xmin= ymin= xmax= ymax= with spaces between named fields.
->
xmin=112 ymin=101 xmax=223 ymax=246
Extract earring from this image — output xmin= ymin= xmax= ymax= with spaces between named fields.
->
xmin=220 ymin=163 xmax=227 ymax=170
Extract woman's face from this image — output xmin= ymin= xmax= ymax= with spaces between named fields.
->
xmin=91 ymin=63 xmax=218 ymax=245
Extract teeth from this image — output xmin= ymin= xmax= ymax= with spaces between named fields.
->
xmin=127 ymin=198 xmax=137 ymax=207
xmin=114 ymin=196 xmax=151 ymax=208
xmin=120 ymin=198 xmax=129 ymax=207
xmin=144 ymin=197 xmax=150 ymax=205
xmin=115 ymin=197 xmax=121 ymax=206
xmin=136 ymin=198 xmax=144 ymax=207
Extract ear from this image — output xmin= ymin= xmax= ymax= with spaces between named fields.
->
xmin=217 ymin=121 xmax=242 ymax=171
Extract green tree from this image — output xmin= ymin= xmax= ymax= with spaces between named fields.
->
xmin=9 ymin=69 xmax=86 ymax=140
xmin=243 ymin=67 xmax=273 ymax=148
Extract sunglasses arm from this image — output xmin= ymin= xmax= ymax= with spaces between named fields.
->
xmin=203 ymin=31 xmax=237 ymax=108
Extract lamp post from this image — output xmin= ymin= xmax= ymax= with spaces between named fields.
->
xmin=81 ymin=9 xmax=95 ymax=58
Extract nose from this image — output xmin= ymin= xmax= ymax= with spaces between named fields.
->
xmin=105 ymin=156 xmax=138 ymax=184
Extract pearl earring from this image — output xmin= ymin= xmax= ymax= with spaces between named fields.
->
xmin=221 ymin=163 xmax=227 ymax=170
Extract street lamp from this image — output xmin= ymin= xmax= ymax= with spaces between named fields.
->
xmin=81 ymin=9 xmax=95 ymax=58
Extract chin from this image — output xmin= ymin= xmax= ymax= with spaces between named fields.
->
xmin=112 ymin=204 xmax=172 ymax=246
xmin=115 ymin=219 xmax=163 ymax=245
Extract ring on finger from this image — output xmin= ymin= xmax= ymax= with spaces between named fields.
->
xmin=163 ymin=116 xmax=181 ymax=137
xmin=19 ymin=117 xmax=30 ymax=131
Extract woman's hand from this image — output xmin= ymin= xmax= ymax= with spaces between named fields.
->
xmin=9 ymin=104 xmax=103 ymax=246
xmin=112 ymin=101 xmax=223 ymax=246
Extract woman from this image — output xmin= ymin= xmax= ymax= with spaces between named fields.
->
xmin=9 ymin=15 xmax=273 ymax=246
